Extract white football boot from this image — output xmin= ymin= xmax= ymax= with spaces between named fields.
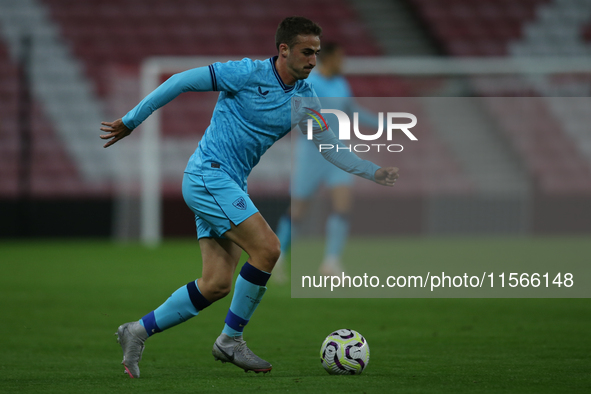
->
xmin=116 ymin=321 xmax=148 ymax=378
xmin=212 ymin=333 xmax=272 ymax=373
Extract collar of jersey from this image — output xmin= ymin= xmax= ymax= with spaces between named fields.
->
xmin=270 ymin=56 xmax=296 ymax=93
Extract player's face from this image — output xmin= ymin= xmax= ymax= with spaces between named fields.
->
xmin=286 ymin=34 xmax=321 ymax=81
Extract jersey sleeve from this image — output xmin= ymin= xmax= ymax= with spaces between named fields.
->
xmin=209 ymin=58 xmax=255 ymax=93
xmin=122 ymin=66 xmax=213 ymax=130
xmin=311 ymin=127 xmax=381 ymax=182
xmin=293 ymin=89 xmax=380 ymax=182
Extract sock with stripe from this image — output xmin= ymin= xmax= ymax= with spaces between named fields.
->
xmin=139 ymin=280 xmax=211 ymax=336
xmin=222 ymin=262 xmax=271 ymax=337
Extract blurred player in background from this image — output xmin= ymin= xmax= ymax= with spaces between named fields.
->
xmin=100 ymin=17 xmax=398 ymax=378
xmin=274 ymin=42 xmax=382 ymax=282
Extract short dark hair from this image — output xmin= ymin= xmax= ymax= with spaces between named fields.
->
xmin=275 ymin=16 xmax=322 ymax=51
xmin=318 ymin=42 xmax=341 ymax=61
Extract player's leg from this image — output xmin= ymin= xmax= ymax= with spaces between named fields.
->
xmin=197 ymin=237 xmax=242 ymax=301
xmin=212 ymin=213 xmax=279 ymax=372
xmin=273 ymin=198 xmax=311 ymax=284
xmin=188 ymin=170 xmax=277 ymax=372
xmin=139 ymin=235 xmax=240 ymax=334
xmin=276 ymin=205 xmax=292 ymax=259
xmin=273 ymin=205 xmax=291 ymax=284
xmin=285 ymin=197 xmax=311 ymax=255
xmin=274 ymin=139 xmax=322 ymax=283
xmin=116 ymin=236 xmax=240 ymax=379
xmin=282 ymin=135 xmax=323 ymax=257
xmin=320 ymin=181 xmax=353 ymax=276
xmin=116 ymin=172 xmax=241 ymax=378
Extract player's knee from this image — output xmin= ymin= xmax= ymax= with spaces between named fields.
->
xmin=254 ymin=237 xmax=280 ymax=270
xmin=209 ymin=283 xmax=232 ymax=301
xmin=271 ymin=241 xmax=281 ymax=262
xmin=200 ymin=279 xmax=232 ymax=301
xmin=215 ymin=283 xmax=232 ymax=299
xmin=263 ymin=238 xmax=281 ymax=266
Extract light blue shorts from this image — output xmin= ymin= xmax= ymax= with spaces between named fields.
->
xmin=291 ymin=138 xmax=353 ymax=199
xmin=182 ymin=170 xmax=258 ymax=239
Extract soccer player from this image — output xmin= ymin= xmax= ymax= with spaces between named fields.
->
xmin=100 ymin=16 xmax=398 ymax=378
xmin=274 ymin=42 xmax=382 ymax=281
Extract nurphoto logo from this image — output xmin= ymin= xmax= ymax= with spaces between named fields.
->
xmin=305 ymin=108 xmax=417 ymax=153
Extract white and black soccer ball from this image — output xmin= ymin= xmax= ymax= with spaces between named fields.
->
xmin=320 ymin=329 xmax=370 ymax=375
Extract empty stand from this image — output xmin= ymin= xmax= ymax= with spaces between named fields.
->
xmin=44 ymin=0 xmax=382 ymax=97
xmin=411 ymin=0 xmax=591 ymax=195
xmin=485 ymin=97 xmax=591 ymax=195
xmin=5 ymin=0 xmax=586 ymax=201
xmin=412 ymin=0 xmax=550 ymax=56
xmin=0 ymin=41 xmax=19 ymax=197
xmin=0 ymin=38 xmax=110 ymax=198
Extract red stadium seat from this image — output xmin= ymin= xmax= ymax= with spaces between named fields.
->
xmin=410 ymin=0 xmax=551 ymax=57
xmin=43 ymin=0 xmax=382 ymax=97
xmin=32 ymin=0 xmax=591 ymax=201
xmin=0 ymin=34 xmax=85 ymax=198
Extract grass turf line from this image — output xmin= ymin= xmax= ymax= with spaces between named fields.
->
xmin=0 ymin=238 xmax=590 ymax=393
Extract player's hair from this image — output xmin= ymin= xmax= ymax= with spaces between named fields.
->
xmin=275 ymin=16 xmax=322 ymax=51
xmin=318 ymin=42 xmax=341 ymax=61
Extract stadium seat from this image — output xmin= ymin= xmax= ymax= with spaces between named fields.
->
xmin=43 ymin=0 xmax=382 ymax=86
xmin=411 ymin=0 xmax=553 ymax=57
xmin=484 ymin=97 xmax=591 ymax=195
xmin=30 ymin=0 xmax=591 ymax=201
xmin=0 ymin=34 xmax=94 ymax=198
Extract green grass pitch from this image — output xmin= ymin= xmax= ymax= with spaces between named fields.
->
xmin=1 ymin=238 xmax=590 ymax=393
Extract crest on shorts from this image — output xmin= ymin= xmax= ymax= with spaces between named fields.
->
xmin=232 ymin=197 xmax=247 ymax=210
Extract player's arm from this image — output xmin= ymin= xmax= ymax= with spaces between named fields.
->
xmin=100 ymin=67 xmax=214 ymax=148
xmin=344 ymin=100 xmax=399 ymax=185
xmin=311 ymin=126 xmax=399 ymax=187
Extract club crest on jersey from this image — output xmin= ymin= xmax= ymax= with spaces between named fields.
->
xmin=233 ymin=197 xmax=247 ymax=210
xmin=293 ymin=97 xmax=302 ymax=111
xmin=257 ymin=86 xmax=269 ymax=97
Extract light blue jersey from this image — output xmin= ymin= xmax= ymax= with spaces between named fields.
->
xmin=122 ymin=56 xmax=380 ymax=194
xmin=185 ymin=57 xmax=318 ymax=190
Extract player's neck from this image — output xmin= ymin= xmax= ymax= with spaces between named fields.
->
xmin=274 ymin=57 xmax=296 ymax=86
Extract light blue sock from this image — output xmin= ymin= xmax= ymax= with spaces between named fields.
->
xmin=140 ymin=280 xmax=211 ymax=336
xmin=222 ymin=262 xmax=270 ymax=337
xmin=276 ymin=214 xmax=291 ymax=255
xmin=325 ymin=213 xmax=350 ymax=259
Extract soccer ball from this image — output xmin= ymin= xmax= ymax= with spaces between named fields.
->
xmin=320 ymin=329 xmax=370 ymax=375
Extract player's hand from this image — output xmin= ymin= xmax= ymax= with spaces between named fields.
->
xmin=100 ymin=119 xmax=132 ymax=148
xmin=374 ymin=167 xmax=399 ymax=187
